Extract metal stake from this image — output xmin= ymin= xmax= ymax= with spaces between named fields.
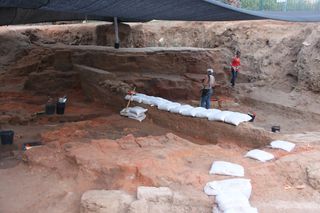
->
xmin=114 ymin=17 xmax=120 ymax=49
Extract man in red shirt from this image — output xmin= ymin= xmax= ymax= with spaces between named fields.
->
xmin=230 ymin=50 xmax=241 ymax=87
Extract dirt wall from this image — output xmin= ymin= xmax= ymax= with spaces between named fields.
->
xmin=2 ymin=21 xmax=320 ymax=93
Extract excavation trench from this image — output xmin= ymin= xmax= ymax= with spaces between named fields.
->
xmin=72 ymin=62 xmax=273 ymax=148
xmin=1 ymin=45 xmax=285 ymax=150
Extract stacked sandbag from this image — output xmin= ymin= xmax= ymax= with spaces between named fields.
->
xmin=205 ymin=160 xmax=258 ymax=213
xmin=204 ymin=179 xmax=258 ymax=213
xmin=120 ymin=106 xmax=148 ymax=122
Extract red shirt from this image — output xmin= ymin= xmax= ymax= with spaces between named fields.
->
xmin=231 ymin=57 xmax=241 ymax=67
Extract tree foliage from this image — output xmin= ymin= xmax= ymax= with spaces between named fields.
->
xmin=232 ymin=0 xmax=320 ymax=11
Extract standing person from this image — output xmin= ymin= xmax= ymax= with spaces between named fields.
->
xmin=200 ymin=69 xmax=215 ymax=109
xmin=230 ymin=50 xmax=241 ymax=87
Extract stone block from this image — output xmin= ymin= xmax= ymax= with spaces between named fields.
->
xmin=128 ymin=199 xmax=149 ymax=213
xmin=81 ymin=190 xmax=134 ymax=213
xmin=307 ymin=164 xmax=320 ymax=190
xmin=137 ymin=186 xmax=173 ymax=203
xmin=54 ymin=50 xmax=73 ymax=71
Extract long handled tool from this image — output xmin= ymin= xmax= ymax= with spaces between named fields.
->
xmin=126 ymin=87 xmax=136 ymax=109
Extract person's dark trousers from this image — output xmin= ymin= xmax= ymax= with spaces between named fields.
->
xmin=200 ymin=88 xmax=213 ymax=109
xmin=230 ymin=68 xmax=238 ymax=87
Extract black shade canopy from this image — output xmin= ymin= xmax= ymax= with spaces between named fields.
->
xmin=0 ymin=0 xmax=319 ymax=25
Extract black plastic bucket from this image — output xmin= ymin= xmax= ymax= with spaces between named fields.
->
xmin=56 ymin=102 xmax=66 ymax=115
xmin=271 ymin=125 xmax=280 ymax=133
xmin=0 ymin=130 xmax=14 ymax=145
xmin=45 ymin=103 xmax=55 ymax=115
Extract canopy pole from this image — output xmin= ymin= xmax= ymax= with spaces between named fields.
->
xmin=114 ymin=17 xmax=120 ymax=49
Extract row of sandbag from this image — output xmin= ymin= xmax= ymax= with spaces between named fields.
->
xmin=204 ymin=140 xmax=296 ymax=212
xmin=125 ymin=93 xmax=252 ymax=126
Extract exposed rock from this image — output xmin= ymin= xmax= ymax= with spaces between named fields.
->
xmin=144 ymin=202 xmax=172 ymax=213
xmin=81 ymin=187 xmax=212 ymax=213
xmin=133 ymin=187 xmax=212 ymax=213
xmin=67 ymin=46 xmax=228 ymax=100
xmin=53 ymin=50 xmax=73 ymax=71
xmin=128 ymin=199 xmax=149 ymax=213
xmin=24 ymin=68 xmax=80 ymax=94
xmin=275 ymin=151 xmax=320 ymax=190
xmin=295 ymin=26 xmax=320 ymax=93
xmin=99 ymin=80 xmax=131 ymax=95
xmin=137 ymin=186 xmax=173 ymax=203
xmin=8 ymin=48 xmax=55 ymax=76
xmin=74 ymin=64 xmax=117 ymax=102
xmin=306 ymin=164 xmax=320 ymax=190
xmin=80 ymin=190 xmax=134 ymax=213
xmin=0 ymin=29 xmax=30 ymax=71
xmin=22 ymin=29 xmax=41 ymax=43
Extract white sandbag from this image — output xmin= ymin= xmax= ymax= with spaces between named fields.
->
xmin=120 ymin=107 xmax=146 ymax=122
xmin=145 ymin=96 xmax=158 ymax=106
xmin=195 ymin=108 xmax=210 ymax=118
xmin=120 ymin=108 xmax=131 ymax=116
xmin=208 ymin=111 xmax=233 ymax=121
xmin=213 ymin=201 xmax=258 ymax=213
xmin=213 ymin=205 xmax=223 ymax=213
xmin=245 ymin=149 xmax=274 ymax=162
xmin=170 ymin=105 xmax=192 ymax=114
xmin=135 ymin=93 xmax=149 ymax=101
xmin=209 ymin=161 xmax=244 ymax=177
xmin=196 ymin=108 xmax=220 ymax=119
xmin=270 ymin=140 xmax=295 ymax=152
xmin=135 ymin=93 xmax=148 ymax=98
xmin=170 ymin=105 xmax=183 ymax=113
xmin=224 ymin=207 xmax=258 ymax=213
xmin=204 ymin=183 xmax=217 ymax=196
xmin=128 ymin=113 xmax=146 ymax=122
xmin=216 ymin=192 xmax=251 ymax=212
xmin=158 ymin=102 xmax=181 ymax=111
xmin=224 ymin=112 xmax=252 ymax=126
xmin=149 ymin=97 xmax=167 ymax=106
xmin=132 ymin=95 xmax=144 ymax=103
xmin=140 ymin=96 xmax=154 ymax=105
xmin=124 ymin=95 xmax=133 ymax=101
xmin=199 ymin=108 xmax=221 ymax=119
xmin=204 ymin=178 xmax=252 ymax=199
xmin=180 ymin=106 xmax=196 ymax=116
xmin=190 ymin=107 xmax=208 ymax=117
xmin=156 ymin=97 xmax=170 ymax=103
xmin=120 ymin=107 xmax=137 ymax=117
xmin=127 ymin=106 xmax=148 ymax=116
xmin=124 ymin=95 xmax=143 ymax=103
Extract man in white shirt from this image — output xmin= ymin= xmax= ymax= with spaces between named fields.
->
xmin=200 ymin=69 xmax=215 ymax=109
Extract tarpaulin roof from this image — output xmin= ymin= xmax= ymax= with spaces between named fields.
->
xmin=0 ymin=0 xmax=319 ymax=25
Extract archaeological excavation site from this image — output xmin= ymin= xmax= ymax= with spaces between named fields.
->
xmin=1 ymin=1 xmax=320 ymax=213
